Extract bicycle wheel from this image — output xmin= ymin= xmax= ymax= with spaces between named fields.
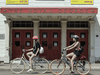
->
xmin=76 ymin=60 xmax=91 ymax=75
xmin=10 ymin=58 xmax=25 ymax=74
xmin=34 ymin=58 xmax=49 ymax=74
xmin=50 ymin=59 xmax=65 ymax=75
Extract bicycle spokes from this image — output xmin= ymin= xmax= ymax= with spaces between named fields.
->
xmin=50 ymin=59 xmax=65 ymax=75
xmin=76 ymin=60 xmax=91 ymax=75
xmin=57 ymin=60 xmax=62 ymax=68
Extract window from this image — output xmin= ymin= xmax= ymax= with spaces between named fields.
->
xmin=15 ymin=41 xmax=20 ymax=46
xmin=12 ymin=21 xmax=33 ymax=27
xmin=40 ymin=21 xmax=61 ymax=27
xmin=42 ymin=33 xmax=47 ymax=38
xmin=53 ymin=33 xmax=58 ymax=38
xmin=67 ymin=21 xmax=89 ymax=28
xmin=70 ymin=41 xmax=74 ymax=45
xmin=81 ymin=41 xmax=85 ymax=46
xmin=15 ymin=33 xmax=20 ymax=38
xmin=53 ymin=41 xmax=58 ymax=47
xmin=26 ymin=33 xmax=31 ymax=38
xmin=70 ymin=33 xmax=74 ymax=38
xmin=81 ymin=33 xmax=86 ymax=38
xmin=42 ymin=41 xmax=47 ymax=47
xmin=26 ymin=41 xmax=31 ymax=47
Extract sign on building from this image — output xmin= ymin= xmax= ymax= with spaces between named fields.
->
xmin=6 ymin=0 xmax=28 ymax=4
xmin=71 ymin=0 xmax=93 ymax=4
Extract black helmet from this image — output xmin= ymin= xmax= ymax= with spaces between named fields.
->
xmin=73 ymin=35 xmax=79 ymax=39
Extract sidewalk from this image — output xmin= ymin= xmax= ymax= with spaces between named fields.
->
xmin=0 ymin=63 xmax=100 ymax=70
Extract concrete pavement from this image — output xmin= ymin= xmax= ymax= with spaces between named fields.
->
xmin=0 ymin=63 xmax=100 ymax=70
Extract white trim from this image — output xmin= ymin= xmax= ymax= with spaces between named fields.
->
xmin=11 ymin=27 xmax=34 ymax=29
xmin=39 ymin=28 xmax=61 ymax=29
xmin=67 ymin=28 xmax=89 ymax=30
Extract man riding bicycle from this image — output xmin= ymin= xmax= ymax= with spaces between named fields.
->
xmin=25 ymin=36 xmax=40 ymax=72
xmin=63 ymin=35 xmax=82 ymax=73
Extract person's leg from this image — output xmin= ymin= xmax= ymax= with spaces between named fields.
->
xmin=27 ymin=52 xmax=33 ymax=58
xmin=29 ymin=53 xmax=35 ymax=69
xmin=66 ymin=52 xmax=74 ymax=61
xmin=70 ymin=54 xmax=76 ymax=72
xmin=27 ymin=52 xmax=35 ymax=72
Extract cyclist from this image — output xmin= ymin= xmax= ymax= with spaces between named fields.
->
xmin=25 ymin=36 xmax=40 ymax=72
xmin=63 ymin=35 xmax=81 ymax=73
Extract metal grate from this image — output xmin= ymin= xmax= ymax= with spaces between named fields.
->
xmin=39 ymin=21 xmax=61 ymax=27
xmin=12 ymin=21 xmax=34 ymax=27
xmin=67 ymin=21 xmax=89 ymax=28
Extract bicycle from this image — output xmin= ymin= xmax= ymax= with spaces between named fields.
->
xmin=49 ymin=49 xmax=91 ymax=75
xmin=10 ymin=49 xmax=49 ymax=74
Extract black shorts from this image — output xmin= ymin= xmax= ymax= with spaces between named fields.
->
xmin=74 ymin=50 xmax=81 ymax=57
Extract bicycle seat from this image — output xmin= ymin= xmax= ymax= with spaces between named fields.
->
xmin=79 ymin=56 xmax=87 ymax=60
xmin=75 ymin=55 xmax=87 ymax=60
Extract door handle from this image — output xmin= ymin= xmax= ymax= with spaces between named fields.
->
xmin=51 ymin=44 xmax=52 ymax=50
xmin=23 ymin=44 xmax=25 ymax=49
xmin=48 ymin=44 xmax=51 ymax=50
xmin=21 ymin=44 xmax=22 ymax=49
xmin=48 ymin=44 xmax=50 ymax=50
xmin=48 ymin=44 xmax=49 ymax=50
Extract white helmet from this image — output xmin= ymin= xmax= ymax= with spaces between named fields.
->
xmin=73 ymin=35 xmax=79 ymax=39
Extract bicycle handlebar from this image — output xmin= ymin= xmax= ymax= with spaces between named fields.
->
xmin=22 ymin=49 xmax=25 ymax=53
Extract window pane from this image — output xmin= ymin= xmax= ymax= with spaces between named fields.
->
xmin=81 ymin=41 xmax=85 ymax=46
xmin=70 ymin=33 xmax=74 ymax=38
xmin=53 ymin=33 xmax=58 ymax=38
xmin=81 ymin=33 xmax=86 ymax=38
xmin=15 ymin=33 xmax=20 ymax=38
xmin=15 ymin=41 xmax=20 ymax=46
xmin=53 ymin=41 xmax=58 ymax=47
xmin=26 ymin=41 xmax=31 ymax=47
xmin=42 ymin=41 xmax=47 ymax=47
xmin=42 ymin=33 xmax=47 ymax=38
xmin=70 ymin=41 xmax=74 ymax=45
xmin=26 ymin=33 xmax=31 ymax=38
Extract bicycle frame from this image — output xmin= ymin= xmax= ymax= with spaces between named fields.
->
xmin=20 ymin=49 xmax=41 ymax=68
xmin=20 ymin=51 xmax=30 ymax=67
xmin=60 ymin=50 xmax=85 ymax=69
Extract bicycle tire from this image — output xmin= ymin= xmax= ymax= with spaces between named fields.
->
xmin=10 ymin=58 xmax=25 ymax=74
xmin=49 ymin=59 xmax=65 ymax=75
xmin=34 ymin=58 xmax=49 ymax=74
xmin=76 ymin=60 xmax=91 ymax=75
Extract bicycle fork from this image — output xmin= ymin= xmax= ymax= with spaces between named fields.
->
xmin=57 ymin=60 xmax=62 ymax=68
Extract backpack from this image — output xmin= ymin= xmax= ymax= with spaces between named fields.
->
xmin=38 ymin=43 xmax=44 ymax=54
xmin=79 ymin=46 xmax=84 ymax=54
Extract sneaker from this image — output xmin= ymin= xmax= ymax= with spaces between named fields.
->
xmin=71 ymin=71 xmax=75 ymax=73
xmin=27 ymin=69 xmax=33 ymax=72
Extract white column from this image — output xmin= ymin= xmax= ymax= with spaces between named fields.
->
xmin=61 ymin=21 xmax=67 ymax=55
xmin=89 ymin=21 xmax=96 ymax=63
xmin=4 ymin=20 xmax=11 ymax=63
xmin=33 ymin=21 xmax=39 ymax=46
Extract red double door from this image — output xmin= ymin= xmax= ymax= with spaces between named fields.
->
xmin=67 ymin=30 xmax=88 ymax=59
xmin=39 ymin=30 xmax=61 ymax=60
xmin=12 ymin=30 xmax=33 ymax=59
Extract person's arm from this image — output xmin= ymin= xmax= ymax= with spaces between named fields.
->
xmin=35 ymin=48 xmax=39 ymax=56
xmin=64 ymin=42 xmax=76 ymax=49
xmin=26 ymin=48 xmax=33 ymax=51
xmin=66 ymin=42 xmax=79 ymax=51
xmin=34 ymin=42 xmax=40 ymax=56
